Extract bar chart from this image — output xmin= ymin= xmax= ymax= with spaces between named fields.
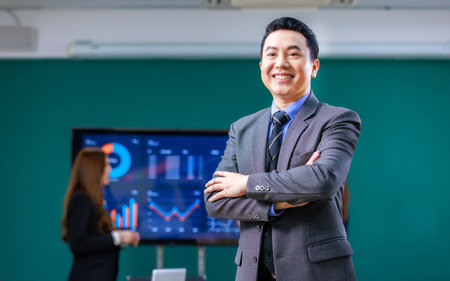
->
xmin=109 ymin=198 xmax=138 ymax=230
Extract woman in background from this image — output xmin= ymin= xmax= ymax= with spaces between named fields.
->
xmin=61 ymin=147 xmax=140 ymax=281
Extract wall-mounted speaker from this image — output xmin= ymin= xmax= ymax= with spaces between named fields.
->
xmin=0 ymin=26 xmax=37 ymax=52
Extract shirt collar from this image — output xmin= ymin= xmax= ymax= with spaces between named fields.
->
xmin=270 ymin=91 xmax=310 ymax=122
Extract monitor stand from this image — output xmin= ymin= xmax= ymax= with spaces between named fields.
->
xmin=156 ymin=245 xmax=206 ymax=281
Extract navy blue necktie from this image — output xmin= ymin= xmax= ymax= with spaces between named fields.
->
xmin=261 ymin=111 xmax=289 ymax=277
xmin=268 ymin=111 xmax=290 ymax=171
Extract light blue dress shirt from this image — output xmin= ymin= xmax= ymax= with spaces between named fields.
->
xmin=268 ymin=91 xmax=310 ymax=216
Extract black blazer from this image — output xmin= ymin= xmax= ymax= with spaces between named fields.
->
xmin=67 ymin=192 xmax=120 ymax=281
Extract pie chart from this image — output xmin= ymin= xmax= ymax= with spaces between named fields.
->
xmin=101 ymin=142 xmax=131 ymax=179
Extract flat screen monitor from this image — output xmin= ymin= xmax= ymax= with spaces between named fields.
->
xmin=72 ymin=128 xmax=239 ymax=245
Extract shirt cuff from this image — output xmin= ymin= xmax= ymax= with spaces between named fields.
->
xmin=268 ymin=203 xmax=285 ymax=217
xmin=111 ymin=230 xmax=121 ymax=246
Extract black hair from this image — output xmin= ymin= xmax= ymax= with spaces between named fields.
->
xmin=260 ymin=17 xmax=319 ymax=61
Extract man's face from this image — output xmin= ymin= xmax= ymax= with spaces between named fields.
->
xmin=260 ymin=29 xmax=319 ymax=105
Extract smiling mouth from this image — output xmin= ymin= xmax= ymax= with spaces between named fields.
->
xmin=273 ymin=74 xmax=293 ymax=79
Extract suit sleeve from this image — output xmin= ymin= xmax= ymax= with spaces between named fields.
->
xmin=204 ymin=122 xmax=272 ymax=222
xmin=247 ymin=110 xmax=361 ymax=204
xmin=67 ymin=193 xmax=118 ymax=256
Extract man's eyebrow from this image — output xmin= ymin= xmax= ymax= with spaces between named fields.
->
xmin=264 ymin=45 xmax=303 ymax=52
xmin=264 ymin=46 xmax=278 ymax=52
xmin=287 ymin=45 xmax=302 ymax=51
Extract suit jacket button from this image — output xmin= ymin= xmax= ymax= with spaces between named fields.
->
xmin=266 ymin=186 xmax=270 ymax=191
xmin=253 ymin=256 xmax=258 ymax=263
xmin=255 ymin=214 xmax=261 ymax=220
xmin=248 ymin=213 xmax=252 ymax=218
xmin=255 ymin=185 xmax=260 ymax=191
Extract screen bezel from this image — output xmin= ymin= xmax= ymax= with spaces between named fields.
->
xmin=71 ymin=127 xmax=237 ymax=246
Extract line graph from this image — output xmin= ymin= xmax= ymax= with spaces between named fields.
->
xmin=149 ymin=199 xmax=201 ymax=222
xmin=207 ymin=217 xmax=240 ymax=233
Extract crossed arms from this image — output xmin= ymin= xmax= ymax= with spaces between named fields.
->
xmin=203 ymin=109 xmax=361 ymax=222
xmin=204 ymin=151 xmax=320 ymax=210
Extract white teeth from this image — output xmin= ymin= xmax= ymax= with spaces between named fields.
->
xmin=274 ymin=75 xmax=292 ymax=79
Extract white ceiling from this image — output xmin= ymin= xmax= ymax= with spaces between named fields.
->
xmin=354 ymin=0 xmax=450 ymax=9
xmin=0 ymin=1 xmax=449 ymax=58
xmin=0 ymin=0 xmax=449 ymax=10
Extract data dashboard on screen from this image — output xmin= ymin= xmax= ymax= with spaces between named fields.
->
xmin=72 ymin=128 xmax=239 ymax=245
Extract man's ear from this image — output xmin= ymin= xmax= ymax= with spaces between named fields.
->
xmin=311 ymin=59 xmax=320 ymax=78
xmin=259 ymin=60 xmax=262 ymax=70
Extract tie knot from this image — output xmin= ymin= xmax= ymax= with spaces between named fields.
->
xmin=272 ymin=111 xmax=290 ymax=126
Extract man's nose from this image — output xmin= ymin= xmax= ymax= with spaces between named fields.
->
xmin=275 ymin=54 xmax=289 ymax=68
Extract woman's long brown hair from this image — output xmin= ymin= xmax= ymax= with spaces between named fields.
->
xmin=61 ymin=147 xmax=113 ymax=243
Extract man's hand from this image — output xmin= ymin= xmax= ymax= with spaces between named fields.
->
xmin=274 ymin=150 xmax=321 ymax=210
xmin=306 ymin=150 xmax=320 ymax=165
xmin=204 ymin=171 xmax=249 ymax=202
xmin=274 ymin=201 xmax=309 ymax=210
xmin=204 ymin=151 xmax=320 ymax=204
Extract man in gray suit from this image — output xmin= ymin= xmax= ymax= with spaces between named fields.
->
xmin=204 ymin=17 xmax=361 ymax=281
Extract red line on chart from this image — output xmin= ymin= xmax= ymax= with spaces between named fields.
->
xmin=149 ymin=199 xmax=200 ymax=222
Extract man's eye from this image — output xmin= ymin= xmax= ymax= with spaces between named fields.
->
xmin=266 ymin=53 xmax=276 ymax=57
xmin=289 ymin=53 xmax=300 ymax=57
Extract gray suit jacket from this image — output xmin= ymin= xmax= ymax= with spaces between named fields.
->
xmin=205 ymin=92 xmax=361 ymax=281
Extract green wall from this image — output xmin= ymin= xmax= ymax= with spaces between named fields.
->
xmin=0 ymin=59 xmax=449 ymax=281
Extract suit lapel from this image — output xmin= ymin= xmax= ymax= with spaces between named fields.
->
xmin=277 ymin=92 xmax=320 ymax=171
xmin=251 ymin=109 xmax=271 ymax=173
